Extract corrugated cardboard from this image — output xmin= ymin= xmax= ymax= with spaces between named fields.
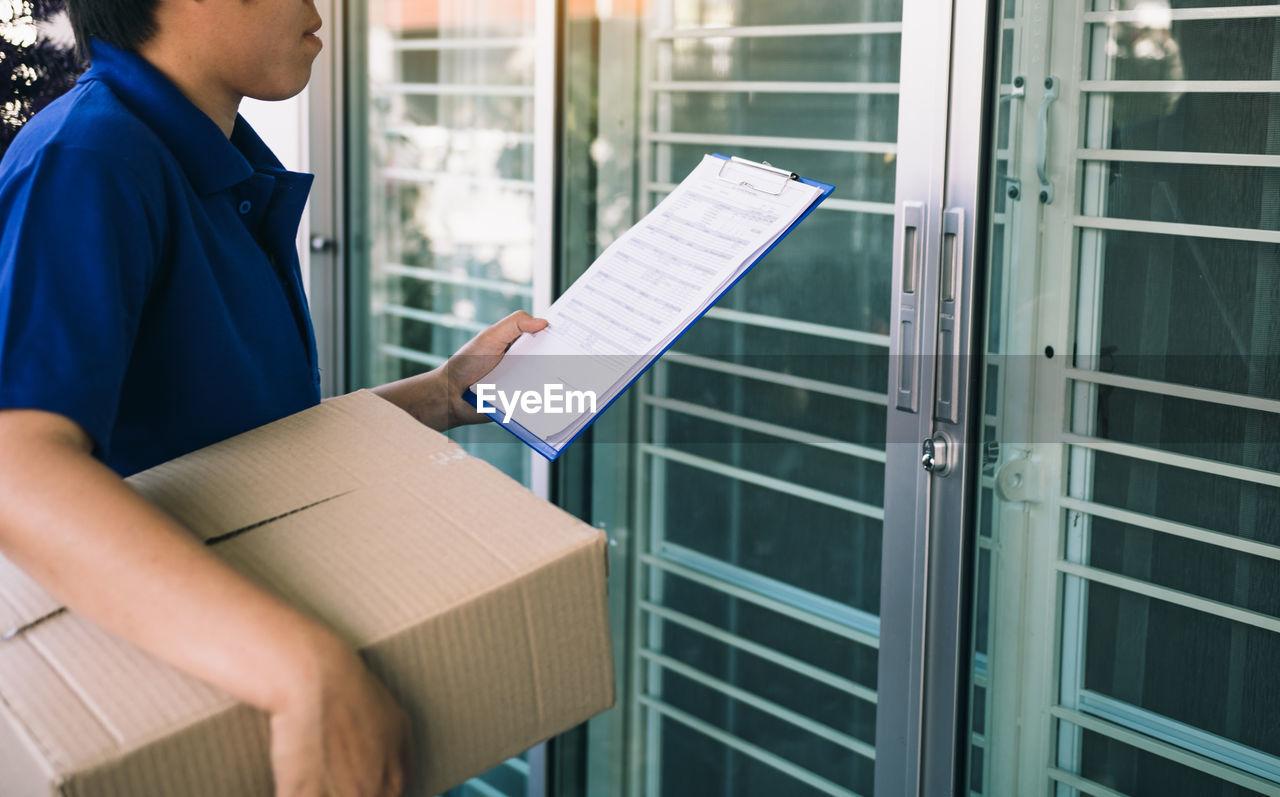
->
xmin=0 ymin=390 xmax=614 ymax=796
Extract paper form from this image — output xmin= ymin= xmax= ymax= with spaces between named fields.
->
xmin=474 ymin=154 xmax=825 ymax=445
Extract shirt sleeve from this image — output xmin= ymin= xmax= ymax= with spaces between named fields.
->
xmin=0 ymin=143 xmax=161 ymax=453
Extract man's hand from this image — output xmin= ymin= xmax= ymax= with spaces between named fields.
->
xmin=270 ymin=637 xmax=412 ymax=797
xmin=373 ymin=310 xmax=549 ymax=431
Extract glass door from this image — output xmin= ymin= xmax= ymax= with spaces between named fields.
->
xmin=968 ymin=1 xmax=1280 ymax=795
xmin=347 ymin=0 xmax=556 ymax=487
xmin=619 ymin=3 xmax=902 ymax=794
xmin=559 ymin=1 xmax=988 ymax=795
xmin=344 ymin=1 xmax=559 ymax=795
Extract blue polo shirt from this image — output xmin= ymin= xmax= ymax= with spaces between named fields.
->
xmin=0 ymin=39 xmax=320 ymax=476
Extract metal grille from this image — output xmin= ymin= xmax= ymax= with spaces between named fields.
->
xmin=1055 ymin=4 xmax=1280 ymax=795
xmin=629 ymin=4 xmax=903 ymax=796
xmin=969 ymin=2 xmax=1280 ymax=795
xmin=357 ymin=2 xmax=547 ymax=794
xmin=363 ymin=0 xmax=543 ymax=485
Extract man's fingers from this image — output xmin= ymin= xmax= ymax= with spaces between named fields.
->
xmin=270 ymin=713 xmax=321 ymax=797
xmin=468 ymin=311 xmax=549 ymax=358
xmin=458 ymin=311 xmax=547 ymax=359
xmin=378 ymin=711 xmax=412 ymax=797
xmin=273 ymin=763 xmax=324 ymax=797
xmin=516 ymin=312 xmax=549 ymax=335
xmin=271 ymin=763 xmax=307 ymax=797
xmin=400 ymin=711 xmax=414 ymax=782
xmin=380 ymin=763 xmax=406 ymax=797
xmin=499 ymin=310 xmax=548 ymax=341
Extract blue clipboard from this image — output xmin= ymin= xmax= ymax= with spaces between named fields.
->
xmin=465 ymin=153 xmax=835 ymax=460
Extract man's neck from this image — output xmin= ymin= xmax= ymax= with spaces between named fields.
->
xmin=134 ymin=41 xmax=240 ymax=138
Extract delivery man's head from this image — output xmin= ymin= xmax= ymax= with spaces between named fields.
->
xmin=66 ymin=0 xmax=323 ymax=102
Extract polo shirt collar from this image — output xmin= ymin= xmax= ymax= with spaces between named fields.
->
xmin=80 ymin=38 xmax=262 ymax=196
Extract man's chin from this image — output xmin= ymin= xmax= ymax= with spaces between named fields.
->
xmin=248 ymin=76 xmax=314 ymax=104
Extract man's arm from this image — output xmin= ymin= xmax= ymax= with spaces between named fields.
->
xmin=0 ymin=409 xmax=410 ymax=797
xmin=373 ymin=310 xmax=548 ymax=431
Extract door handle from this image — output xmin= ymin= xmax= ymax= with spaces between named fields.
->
xmin=896 ymin=201 xmax=925 ymax=412
xmin=1036 ymin=76 xmax=1059 ymax=204
xmin=935 ymin=208 xmax=964 ymax=423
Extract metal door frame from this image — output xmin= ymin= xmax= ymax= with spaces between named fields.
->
xmin=306 ymin=0 xmax=346 ymax=399
xmin=876 ymin=0 xmax=997 ymax=793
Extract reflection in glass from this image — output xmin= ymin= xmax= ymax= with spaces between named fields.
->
xmin=969 ymin=0 xmax=1280 ymax=795
xmin=360 ymin=2 xmax=538 ymax=483
xmin=354 ymin=4 xmax=541 ymax=796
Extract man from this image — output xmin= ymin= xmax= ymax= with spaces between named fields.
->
xmin=0 ymin=1 xmax=546 ymax=795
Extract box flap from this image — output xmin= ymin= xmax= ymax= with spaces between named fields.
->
xmin=0 ymin=691 xmax=60 ymax=797
xmin=0 ymin=629 xmax=119 ymax=779
xmin=128 ymin=390 xmax=444 ymax=542
xmin=0 ymin=555 xmax=64 ymax=641
xmin=0 ymin=609 xmax=241 ymax=782
xmin=213 ymin=478 xmax=600 ymax=648
xmin=27 ymin=612 xmax=234 ymax=743
xmin=0 ymin=391 xmax=454 ymax=634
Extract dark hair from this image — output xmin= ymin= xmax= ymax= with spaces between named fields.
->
xmin=65 ymin=0 xmax=160 ymax=60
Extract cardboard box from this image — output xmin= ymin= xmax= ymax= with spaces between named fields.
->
xmin=0 ymin=391 xmax=614 ymax=796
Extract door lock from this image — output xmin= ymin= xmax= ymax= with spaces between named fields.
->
xmin=921 ymin=432 xmax=955 ymax=476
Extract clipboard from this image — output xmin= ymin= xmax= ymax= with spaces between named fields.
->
xmin=465 ymin=154 xmax=835 ymax=460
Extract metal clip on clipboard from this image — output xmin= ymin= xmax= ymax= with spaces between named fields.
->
xmin=716 ymin=156 xmax=799 ymax=196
